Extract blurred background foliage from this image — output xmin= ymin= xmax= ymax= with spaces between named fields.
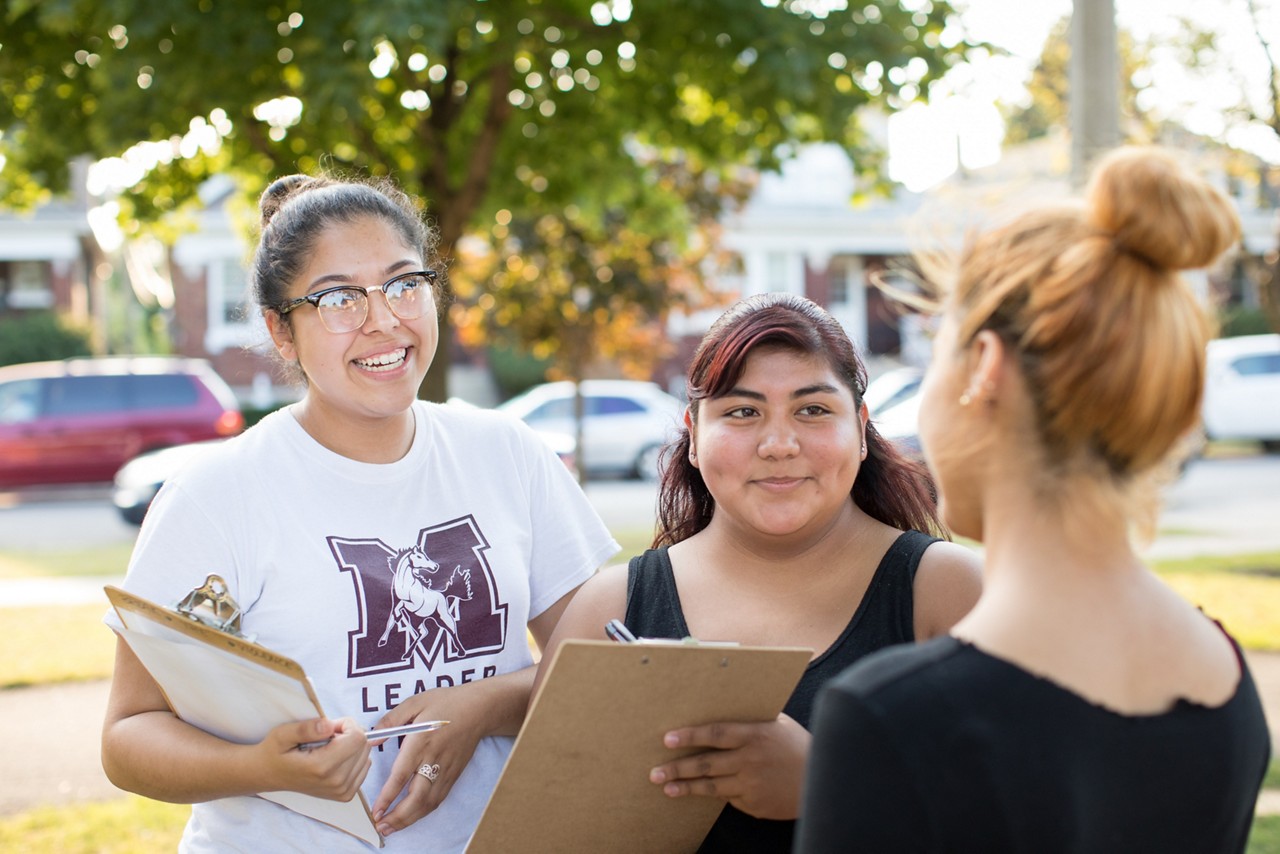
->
xmin=0 ymin=0 xmax=975 ymax=398
xmin=0 ymin=312 xmax=92 ymax=367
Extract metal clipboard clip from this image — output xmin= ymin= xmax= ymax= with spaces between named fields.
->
xmin=175 ymin=574 xmax=249 ymax=639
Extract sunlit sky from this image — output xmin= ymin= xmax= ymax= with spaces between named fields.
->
xmin=891 ymin=0 xmax=1280 ymax=190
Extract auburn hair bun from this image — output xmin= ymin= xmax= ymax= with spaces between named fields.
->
xmin=1085 ymin=146 xmax=1240 ymax=274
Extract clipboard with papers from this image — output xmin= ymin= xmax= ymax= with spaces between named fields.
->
xmin=465 ymin=637 xmax=812 ymax=854
xmin=105 ymin=575 xmax=385 ymax=849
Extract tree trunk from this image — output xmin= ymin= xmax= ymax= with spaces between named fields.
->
xmin=419 ymin=319 xmax=451 ymax=403
xmin=1260 ymin=254 xmax=1280 ymax=334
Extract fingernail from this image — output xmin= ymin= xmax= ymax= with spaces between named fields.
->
xmin=372 ymin=809 xmax=383 ymax=821
xmin=664 ymin=783 xmax=680 ymax=797
xmin=663 ymin=733 xmax=679 ymax=747
xmin=377 ymin=824 xmax=393 ymax=837
xmin=649 ymin=768 xmax=666 ymax=784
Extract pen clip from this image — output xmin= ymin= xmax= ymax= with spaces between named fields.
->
xmin=604 ymin=619 xmax=638 ymax=643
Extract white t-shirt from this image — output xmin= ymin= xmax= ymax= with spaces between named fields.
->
xmin=105 ymin=401 xmax=619 ymax=853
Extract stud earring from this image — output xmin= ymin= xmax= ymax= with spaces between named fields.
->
xmin=959 ymin=391 xmax=973 ymax=407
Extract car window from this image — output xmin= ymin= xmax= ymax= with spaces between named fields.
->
xmin=0 ymin=379 xmax=40 ymax=424
xmin=1232 ymin=353 xmax=1280 ymax=377
xmin=44 ymin=375 xmax=129 ymax=416
xmin=589 ymin=396 xmax=645 ymax=416
xmin=525 ymin=398 xmax=575 ymax=422
xmin=127 ymin=374 xmax=199 ymax=409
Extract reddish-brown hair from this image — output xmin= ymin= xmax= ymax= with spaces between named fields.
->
xmin=924 ymin=146 xmax=1241 ymax=476
xmin=653 ymin=292 xmax=943 ymax=547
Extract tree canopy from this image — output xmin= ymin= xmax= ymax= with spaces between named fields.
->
xmin=1 ymin=0 xmax=972 ymax=395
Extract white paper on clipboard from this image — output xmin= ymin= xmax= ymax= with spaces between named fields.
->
xmin=106 ymin=577 xmax=383 ymax=849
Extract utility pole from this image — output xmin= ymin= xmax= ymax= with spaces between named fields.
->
xmin=1069 ymin=0 xmax=1122 ymax=187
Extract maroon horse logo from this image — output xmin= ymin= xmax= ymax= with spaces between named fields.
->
xmin=376 ymin=546 xmax=474 ymax=660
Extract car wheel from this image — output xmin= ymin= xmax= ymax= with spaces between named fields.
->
xmin=634 ymin=444 xmax=663 ymax=481
xmin=119 ymin=504 xmax=149 ymax=526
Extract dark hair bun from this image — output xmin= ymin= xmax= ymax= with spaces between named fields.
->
xmin=259 ymin=175 xmax=324 ymax=227
xmin=1085 ymin=147 xmax=1240 ymax=272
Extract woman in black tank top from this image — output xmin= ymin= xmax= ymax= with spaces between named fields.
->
xmin=535 ymin=293 xmax=983 ymax=852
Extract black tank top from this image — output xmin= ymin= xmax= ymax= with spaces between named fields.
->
xmin=624 ymin=529 xmax=938 ymax=854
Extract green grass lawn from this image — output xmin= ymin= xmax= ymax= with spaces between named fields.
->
xmin=0 ymin=796 xmax=189 ymax=853
xmin=0 ymin=542 xmax=133 ymax=579
xmin=1154 ymin=552 xmax=1280 ymax=651
xmin=0 ymin=535 xmax=1274 ymax=851
xmin=1251 ymin=815 xmax=1280 ymax=854
xmin=0 ymin=604 xmax=117 ymax=689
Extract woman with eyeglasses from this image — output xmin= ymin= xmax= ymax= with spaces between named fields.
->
xmin=796 ymin=147 xmax=1270 ymax=853
xmin=102 ymin=173 xmax=619 ymax=852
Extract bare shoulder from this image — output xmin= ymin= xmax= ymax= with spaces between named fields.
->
xmin=533 ymin=563 xmax=632 ymax=702
xmin=546 ymin=563 xmax=631 ymax=643
xmin=913 ymin=540 xmax=984 ymax=639
xmin=919 ymin=539 xmax=983 ymax=579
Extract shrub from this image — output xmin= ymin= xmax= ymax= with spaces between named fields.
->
xmin=240 ymin=404 xmax=286 ymax=428
xmin=487 ymin=343 xmax=550 ymax=399
xmin=1218 ymin=306 xmax=1274 ymax=338
xmin=0 ymin=311 xmax=92 ymax=367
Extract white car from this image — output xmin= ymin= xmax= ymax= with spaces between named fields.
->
xmin=865 ymin=367 xmax=924 ymax=457
xmin=864 ymin=367 xmax=923 ymax=417
xmin=112 ymin=439 xmax=226 ymax=524
xmin=496 ymin=380 xmax=684 ymax=480
xmin=1203 ymin=333 xmax=1280 ymax=452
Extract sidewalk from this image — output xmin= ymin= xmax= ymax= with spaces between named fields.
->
xmin=0 ymin=679 xmax=124 ymax=815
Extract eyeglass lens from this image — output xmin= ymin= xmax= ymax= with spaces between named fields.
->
xmin=317 ymin=274 xmax=429 ymax=333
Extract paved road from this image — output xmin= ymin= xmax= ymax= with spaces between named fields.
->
xmin=1 ymin=456 xmax=1278 ymax=819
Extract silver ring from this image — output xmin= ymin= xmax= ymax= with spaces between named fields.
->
xmin=417 ymin=762 xmax=440 ymax=782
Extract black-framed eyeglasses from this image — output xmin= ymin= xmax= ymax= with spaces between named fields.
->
xmin=275 ymin=270 xmax=438 ymax=334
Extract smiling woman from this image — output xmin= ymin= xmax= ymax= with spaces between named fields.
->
xmin=534 ymin=292 xmax=983 ymax=853
xmin=99 ymin=171 xmax=619 ymax=853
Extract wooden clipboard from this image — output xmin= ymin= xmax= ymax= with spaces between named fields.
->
xmin=105 ymin=576 xmax=383 ymax=849
xmin=466 ymin=639 xmax=812 ymax=853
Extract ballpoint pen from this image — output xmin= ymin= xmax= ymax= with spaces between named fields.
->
xmin=604 ymin=619 xmax=638 ymax=643
xmin=298 ymin=719 xmax=451 ymax=751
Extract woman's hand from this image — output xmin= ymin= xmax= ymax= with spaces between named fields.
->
xmin=369 ymin=683 xmax=488 ymax=837
xmin=647 ymin=714 xmax=811 ymax=820
xmin=255 ymin=717 xmax=372 ymax=802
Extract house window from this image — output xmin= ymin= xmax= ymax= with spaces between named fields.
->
xmin=3 ymin=261 xmax=54 ymax=309
xmin=766 ymin=252 xmax=789 ymax=291
xmin=829 ymin=272 xmax=849 ymax=305
xmin=217 ymin=259 xmax=249 ymax=325
xmin=204 ymin=258 xmax=260 ymax=352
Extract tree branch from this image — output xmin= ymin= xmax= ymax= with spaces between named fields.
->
xmin=1245 ymin=0 xmax=1280 ymax=136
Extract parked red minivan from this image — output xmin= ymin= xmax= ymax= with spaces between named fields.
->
xmin=0 ymin=356 xmax=244 ymax=488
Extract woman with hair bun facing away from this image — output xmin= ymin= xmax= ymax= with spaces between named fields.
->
xmin=537 ymin=292 xmax=983 ymax=851
xmin=102 ymin=173 xmax=618 ymax=851
xmin=796 ymin=147 xmax=1270 ymax=853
